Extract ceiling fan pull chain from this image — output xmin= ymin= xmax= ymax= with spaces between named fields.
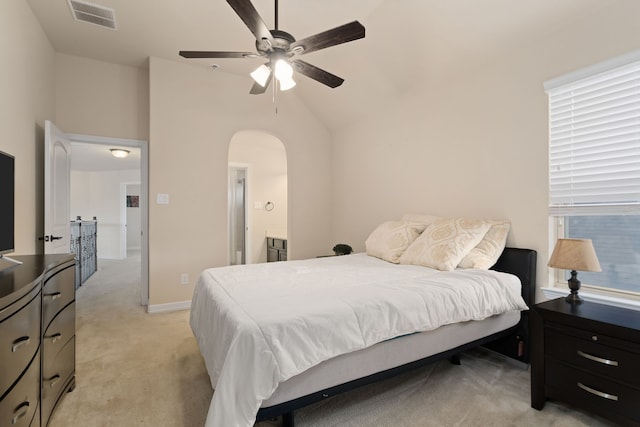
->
xmin=273 ymin=78 xmax=278 ymax=114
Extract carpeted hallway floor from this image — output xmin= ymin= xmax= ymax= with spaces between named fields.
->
xmin=49 ymin=255 xmax=616 ymax=427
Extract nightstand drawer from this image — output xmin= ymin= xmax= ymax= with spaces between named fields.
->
xmin=546 ymin=326 xmax=640 ymax=385
xmin=546 ymin=360 xmax=640 ymax=424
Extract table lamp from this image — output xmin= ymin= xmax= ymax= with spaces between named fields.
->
xmin=548 ymin=238 xmax=602 ymax=304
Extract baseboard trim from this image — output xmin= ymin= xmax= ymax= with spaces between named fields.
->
xmin=147 ymin=300 xmax=191 ymax=314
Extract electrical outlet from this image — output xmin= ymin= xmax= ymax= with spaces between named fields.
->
xmin=180 ymin=273 xmax=189 ymax=285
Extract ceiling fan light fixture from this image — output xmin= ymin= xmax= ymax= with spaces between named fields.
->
xmin=250 ymin=64 xmax=272 ymax=87
xmin=274 ymin=59 xmax=296 ymax=91
xmin=274 ymin=59 xmax=293 ymax=80
xmin=110 ymin=148 xmax=130 ymax=158
xmin=278 ymin=75 xmax=296 ymax=91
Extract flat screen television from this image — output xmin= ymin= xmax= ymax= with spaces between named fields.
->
xmin=0 ymin=151 xmax=15 ymax=256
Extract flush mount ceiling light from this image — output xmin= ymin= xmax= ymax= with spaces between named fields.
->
xmin=110 ymin=148 xmax=130 ymax=158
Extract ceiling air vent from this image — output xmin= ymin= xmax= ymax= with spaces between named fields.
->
xmin=67 ymin=0 xmax=117 ymax=30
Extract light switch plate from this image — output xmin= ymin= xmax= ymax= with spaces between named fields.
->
xmin=157 ymin=193 xmax=169 ymax=205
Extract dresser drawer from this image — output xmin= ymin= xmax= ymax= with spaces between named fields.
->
xmin=43 ymin=302 xmax=75 ymax=365
xmin=42 ymin=265 xmax=74 ymax=328
xmin=546 ymin=325 xmax=640 ymax=386
xmin=42 ymin=336 xmax=75 ymax=424
xmin=268 ymin=238 xmax=286 ymax=250
xmin=0 ymin=349 xmax=40 ymax=427
xmin=0 ymin=291 xmax=41 ymax=396
xmin=546 ymin=359 xmax=640 ymax=424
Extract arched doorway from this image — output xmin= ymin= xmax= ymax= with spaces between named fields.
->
xmin=228 ymin=130 xmax=287 ymax=264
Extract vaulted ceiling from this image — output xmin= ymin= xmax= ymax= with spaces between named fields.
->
xmin=26 ymin=0 xmax=610 ymax=131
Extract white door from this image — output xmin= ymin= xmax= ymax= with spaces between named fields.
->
xmin=44 ymin=120 xmax=71 ymax=254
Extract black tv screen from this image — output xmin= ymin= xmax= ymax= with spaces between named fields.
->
xmin=0 ymin=151 xmax=15 ymax=255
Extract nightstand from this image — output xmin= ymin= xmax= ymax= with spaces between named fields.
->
xmin=531 ymin=298 xmax=640 ymax=426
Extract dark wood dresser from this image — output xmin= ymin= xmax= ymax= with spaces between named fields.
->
xmin=0 ymin=254 xmax=76 ymax=426
xmin=531 ymin=297 xmax=640 ymax=426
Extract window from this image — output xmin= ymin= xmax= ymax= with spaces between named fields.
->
xmin=545 ymin=50 xmax=640 ymax=296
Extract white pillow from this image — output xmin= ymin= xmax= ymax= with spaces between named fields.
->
xmin=458 ymin=220 xmax=511 ymax=269
xmin=399 ymin=218 xmax=491 ymax=271
xmin=365 ymin=220 xmax=428 ymax=263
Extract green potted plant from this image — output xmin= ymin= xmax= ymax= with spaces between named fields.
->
xmin=332 ymin=244 xmax=353 ymax=256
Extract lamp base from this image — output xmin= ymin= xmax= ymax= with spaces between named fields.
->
xmin=565 ymin=270 xmax=583 ymax=305
xmin=565 ymin=291 xmax=583 ymax=304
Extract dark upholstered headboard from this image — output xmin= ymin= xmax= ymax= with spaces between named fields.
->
xmin=487 ymin=247 xmax=537 ymax=363
xmin=491 ymin=247 xmax=537 ymax=307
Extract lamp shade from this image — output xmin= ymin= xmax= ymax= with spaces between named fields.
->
xmin=548 ymin=238 xmax=602 ymax=272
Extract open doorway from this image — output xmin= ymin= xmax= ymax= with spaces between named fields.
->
xmin=228 ymin=131 xmax=287 ymax=264
xmin=68 ymin=134 xmax=149 ymax=306
xmin=228 ymin=165 xmax=248 ymax=265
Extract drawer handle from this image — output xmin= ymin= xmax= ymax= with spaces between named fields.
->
xmin=577 ymin=350 xmax=619 ymax=367
xmin=44 ymin=292 xmax=62 ymax=300
xmin=46 ymin=374 xmax=61 ymax=388
xmin=43 ymin=292 xmax=62 ymax=301
xmin=577 ymin=382 xmax=618 ymax=401
xmin=11 ymin=336 xmax=31 ymax=352
xmin=45 ymin=333 xmax=62 ymax=343
xmin=12 ymin=401 xmax=30 ymax=425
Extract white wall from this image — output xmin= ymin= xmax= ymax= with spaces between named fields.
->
xmin=148 ymin=57 xmax=332 ymax=305
xmin=229 ymin=131 xmax=287 ymax=264
xmin=54 ymin=53 xmax=331 ymax=306
xmin=55 ymin=53 xmax=149 ymax=140
xmin=71 ymin=169 xmax=140 ymax=259
xmin=331 ymin=1 xmax=640 ymax=303
xmin=0 ymin=1 xmax=55 ymax=255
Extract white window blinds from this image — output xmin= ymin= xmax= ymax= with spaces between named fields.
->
xmin=546 ymin=55 xmax=640 ymax=216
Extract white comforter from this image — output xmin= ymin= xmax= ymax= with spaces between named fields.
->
xmin=190 ymin=253 xmax=528 ymax=427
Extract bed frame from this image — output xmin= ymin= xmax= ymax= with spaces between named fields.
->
xmin=255 ymin=247 xmax=537 ymax=427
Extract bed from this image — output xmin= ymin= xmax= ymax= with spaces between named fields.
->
xmin=190 ymin=235 xmax=536 ymax=427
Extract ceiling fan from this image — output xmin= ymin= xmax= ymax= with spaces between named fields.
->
xmin=179 ymin=0 xmax=365 ymax=94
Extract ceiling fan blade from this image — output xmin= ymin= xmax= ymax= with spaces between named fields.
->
xmin=250 ymin=74 xmax=272 ymax=95
xmin=292 ymin=60 xmax=344 ymax=88
xmin=226 ymin=0 xmax=274 ymax=45
xmin=179 ymin=51 xmax=257 ymax=59
xmin=291 ymin=21 xmax=365 ymax=55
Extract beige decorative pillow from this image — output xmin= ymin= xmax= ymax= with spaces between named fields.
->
xmin=458 ymin=220 xmax=511 ymax=269
xmin=399 ymin=218 xmax=491 ymax=271
xmin=365 ymin=220 xmax=428 ymax=263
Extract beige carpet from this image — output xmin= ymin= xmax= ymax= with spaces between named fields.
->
xmin=50 ymin=255 xmax=616 ymax=427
